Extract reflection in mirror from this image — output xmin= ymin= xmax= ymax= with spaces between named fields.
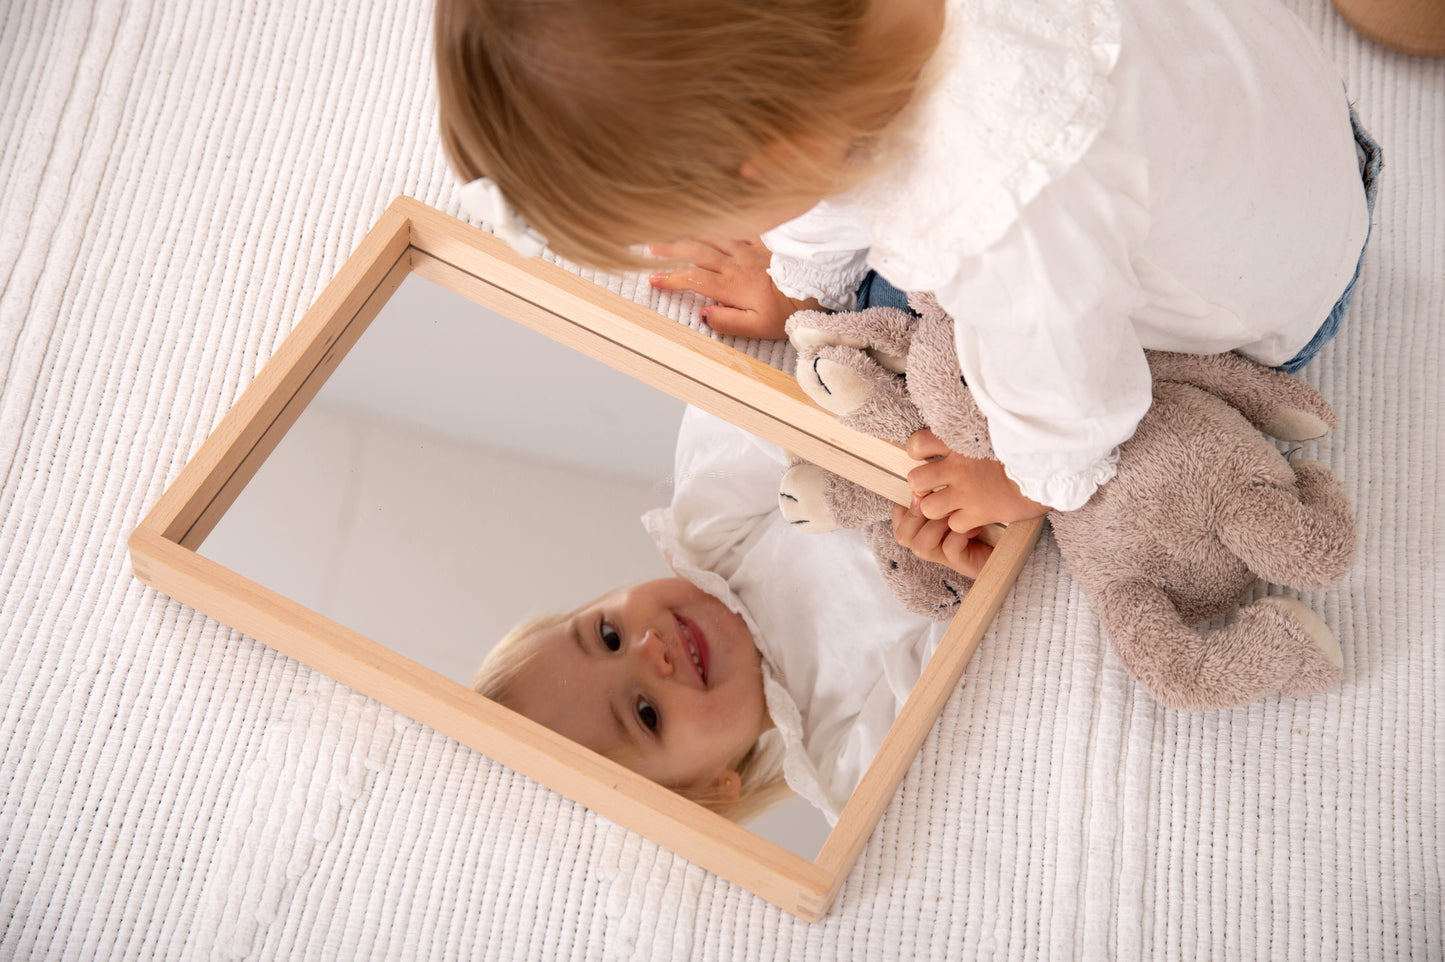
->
xmin=201 ymin=273 xmax=833 ymax=859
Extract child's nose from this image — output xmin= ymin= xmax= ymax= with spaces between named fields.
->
xmin=636 ymin=628 xmax=674 ymax=678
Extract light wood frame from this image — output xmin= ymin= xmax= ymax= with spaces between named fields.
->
xmin=128 ymin=196 xmax=1042 ymax=920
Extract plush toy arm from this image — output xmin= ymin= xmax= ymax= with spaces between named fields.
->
xmin=898 ymin=296 xmax=996 ymax=460
xmin=866 ymin=523 xmax=973 ymax=621
xmin=1145 ymin=351 xmax=1338 ymax=441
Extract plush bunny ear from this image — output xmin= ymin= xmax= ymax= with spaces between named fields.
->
xmin=459 ymin=177 xmax=548 ymax=258
xmin=785 ymin=306 xmax=918 ymax=366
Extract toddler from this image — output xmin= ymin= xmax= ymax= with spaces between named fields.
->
xmin=435 ymin=0 xmax=1380 ymax=568
xmin=475 ymin=407 xmax=956 ymax=822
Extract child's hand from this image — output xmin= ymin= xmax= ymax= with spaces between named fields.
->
xmin=891 ymin=502 xmax=993 ymax=579
xmin=906 ymin=429 xmax=1050 ymax=533
xmin=648 ymin=236 xmax=820 ymax=340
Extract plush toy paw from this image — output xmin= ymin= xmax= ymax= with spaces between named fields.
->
xmin=788 ymin=308 xmax=921 ymax=425
xmin=1254 ymin=596 xmax=1345 ymax=697
xmin=778 ymin=462 xmax=841 ymax=532
xmin=788 ymin=324 xmax=908 ymax=374
xmin=1261 ymin=408 xmax=1332 ymax=442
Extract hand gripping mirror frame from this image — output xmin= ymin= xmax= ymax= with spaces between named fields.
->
xmin=127 ymin=195 xmax=1043 ymax=921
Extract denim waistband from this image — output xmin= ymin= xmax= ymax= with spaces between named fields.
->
xmin=1279 ymin=102 xmax=1383 ymax=374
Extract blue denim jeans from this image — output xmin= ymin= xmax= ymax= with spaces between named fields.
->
xmin=854 ymin=269 xmax=915 ymax=313
xmin=1279 ymin=104 xmax=1383 ymax=374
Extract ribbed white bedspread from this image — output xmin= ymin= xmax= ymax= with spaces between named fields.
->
xmin=0 ymin=0 xmax=1439 ymax=958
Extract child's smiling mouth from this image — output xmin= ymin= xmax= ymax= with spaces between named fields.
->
xmin=674 ymin=614 xmax=710 ymax=686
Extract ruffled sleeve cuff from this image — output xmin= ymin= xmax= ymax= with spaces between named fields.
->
xmin=1008 ymin=448 xmax=1120 ymax=513
xmin=762 ymin=198 xmax=874 ymax=312
xmin=767 ymin=252 xmax=867 ymax=312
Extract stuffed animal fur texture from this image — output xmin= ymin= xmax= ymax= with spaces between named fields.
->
xmin=780 ymin=294 xmax=1357 ymax=711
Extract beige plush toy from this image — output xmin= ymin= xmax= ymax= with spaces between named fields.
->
xmin=780 ymin=294 xmax=1357 ymax=710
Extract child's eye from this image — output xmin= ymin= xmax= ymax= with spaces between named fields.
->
xmin=599 ymin=621 xmax=622 ymax=651
xmin=635 ymin=696 xmax=659 ymax=732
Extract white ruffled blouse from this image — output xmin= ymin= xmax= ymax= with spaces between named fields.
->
xmin=765 ymin=0 xmax=1369 ymax=510
xmin=644 ymin=407 xmax=949 ymax=821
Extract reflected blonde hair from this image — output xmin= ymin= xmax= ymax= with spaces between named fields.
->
xmin=434 ymin=0 xmax=942 ymax=269
xmin=472 ymin=597 xmax=792 ymax=824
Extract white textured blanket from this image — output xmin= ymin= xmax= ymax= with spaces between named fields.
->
xmin=0 ymin=0 xmax=1440 ymax=958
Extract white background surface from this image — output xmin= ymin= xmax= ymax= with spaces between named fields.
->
xmin=0 ymin=0 xmax=1439 ymax=958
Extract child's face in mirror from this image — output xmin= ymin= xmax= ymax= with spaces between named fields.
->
xmin=508 ymin=578 xmax=772 ymax=795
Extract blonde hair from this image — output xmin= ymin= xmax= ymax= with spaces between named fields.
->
xmin=434 ymin=0 xmax=942 ymax=269
xmin=472 ymin=599 xmax=792 ymax=823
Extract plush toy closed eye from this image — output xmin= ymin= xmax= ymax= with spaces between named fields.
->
xmin=780 ymin=294 xmax=1357 ymax=711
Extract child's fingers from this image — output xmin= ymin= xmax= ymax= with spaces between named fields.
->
xmin=648 ymin=265 xmax=712 ymax=293
xmin=915 ymin=485 xmax=971 ymax=523
xmin=891 ymin=504 xmax=991 ymax=578
xmin=906 ymin=429 xmax=950 ymax=461
xmin=647 ymin=235 xmax=793 ymax=339
xmin=697 ymin=306 xmax=784 ymax=339
xmin=708 ymin=236 xmax=772 ymax=267
xmin=890 ymin=502 xmax=924 ymax=546
xmin=910 ymin=454 xmax=981 ymax=521
xmin=906 ymin=459 xmax=945 ymax=501
xmin=647 ymin=252 xmax=755 ymax=302
xmin=891 ymin=503 xmax=951 ymax=552
xmin=650 ymin=265 xmax=728 ymax=303
xmin=648 ymin=239 xmax=728 ymax=270
xmin=938 ymin=530 xmax=992 ymax=579
xmin=948 ymin=519 xmax=986 ymax=540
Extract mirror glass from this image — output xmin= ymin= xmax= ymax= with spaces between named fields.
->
xmin=200 ymin=273 xmax=833 ymax=858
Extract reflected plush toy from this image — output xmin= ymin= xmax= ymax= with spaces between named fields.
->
xmin=780 ymin=294 xmax=1357 ymax=710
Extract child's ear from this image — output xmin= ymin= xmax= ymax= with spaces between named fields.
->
xmin=739 ymin=138 xmax=791 ymax=184
xmin=741 ymin=134 xmax=843 ymax=186
xmin=710 ymin=769 xmax=742 ymax=803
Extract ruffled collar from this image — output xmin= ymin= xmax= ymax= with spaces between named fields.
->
xmin=850 ymin=0 xmax=1122 ymax=290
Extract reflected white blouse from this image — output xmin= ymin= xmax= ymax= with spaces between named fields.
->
xmin=765 ymin=0 xmax=1368 ymax=510
xmin=644 ymin=407 xmax=949 ymax=821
